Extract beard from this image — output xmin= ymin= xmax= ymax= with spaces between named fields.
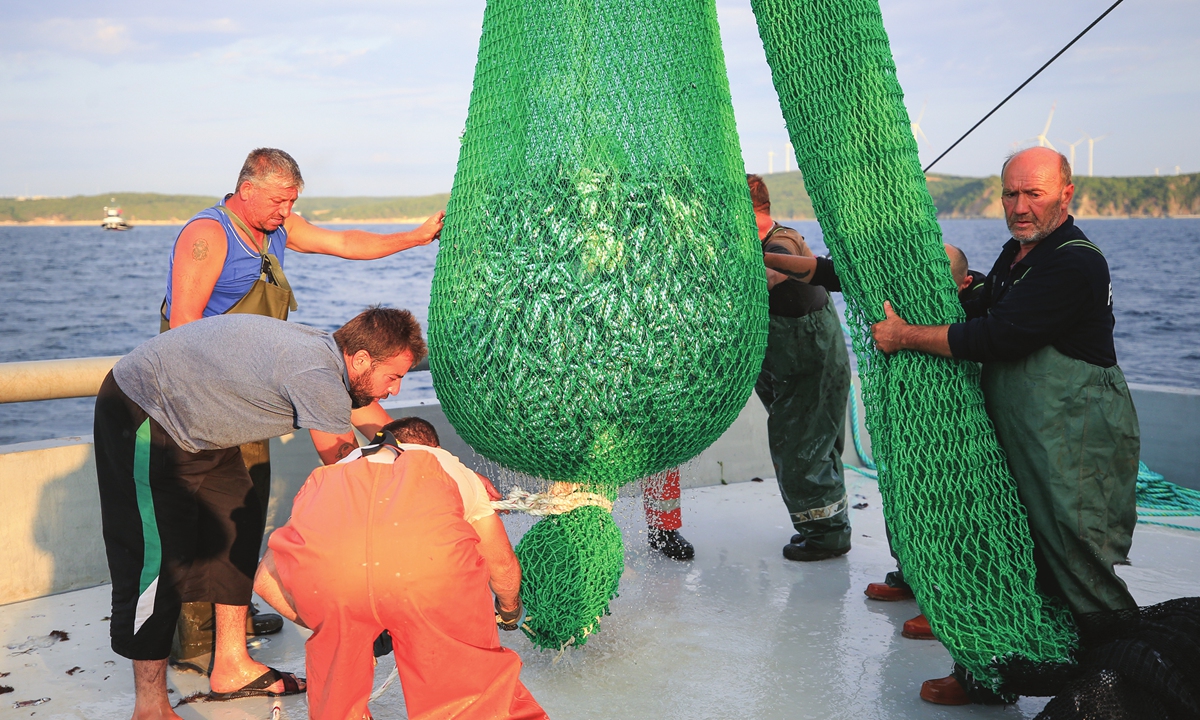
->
xmin=348 ymin=370 xmax=375 ymax=409
xmin=1007 ymin=197 xmax=1064 ymax=244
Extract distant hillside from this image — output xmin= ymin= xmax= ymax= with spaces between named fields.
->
xmin=0 ymin=192 xmax=449 ymax=224
xmin=0 ymin=193 xmax=220 ymax=223
xmin=3 ymin=173 xmax=1197 ymax=224
xmin=294 ymin=194 xmax=449 ymax=222
xmin=762 ymin=171 xmax=1200 ymax=219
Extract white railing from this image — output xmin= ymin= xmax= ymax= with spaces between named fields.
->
xmin=0 ymin=356 xmax=122 ymax=404
xmin=0 ymin=355 xmax=431 ymax=404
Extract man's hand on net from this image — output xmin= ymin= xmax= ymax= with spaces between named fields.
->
xmin=415 ymin=210 xmax=446 ymax=244
xmin=496 ymin=596 xmax=524 ymax=631
xmin=871 ymin=300 xmax=908 ymax=354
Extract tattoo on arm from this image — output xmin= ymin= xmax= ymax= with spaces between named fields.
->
xmin=191 ymin=239 xmax=209 ymax=261
xmin=333 ymin=442 xmax=356 ymax=461
xmin=785 ymin=268 xmax=812 ymax=281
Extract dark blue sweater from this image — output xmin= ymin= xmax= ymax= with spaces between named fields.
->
xmin=947 ymin=216 xmax=1117 ymax=367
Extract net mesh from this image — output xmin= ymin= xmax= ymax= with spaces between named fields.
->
xmin=515 ymin=505 xmax=626 ymax=650
xmin=429 ymin=0 xmax=767 ymax=487
xmin=748 ymin=0 xmax=1078 ymax=687
xmin=429 ymin=0 xmax=766 ymax=649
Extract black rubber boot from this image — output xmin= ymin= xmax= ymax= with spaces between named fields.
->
xmin=783 ymin=538 xmax=850 ymax=561
xmin=169 ymin=602 xmax=215 ymax=674
xmin=648 ymin=529 xmax=695 ymax=561
xmin=247 ymin=603 xmax=284 ymax=636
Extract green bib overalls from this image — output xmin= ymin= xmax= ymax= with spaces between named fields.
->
xmin=982 ymin=344 xmax=1140 ymax=616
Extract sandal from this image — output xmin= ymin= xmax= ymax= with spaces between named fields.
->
xmin=207 ymin=667 xmax=305 ymax=700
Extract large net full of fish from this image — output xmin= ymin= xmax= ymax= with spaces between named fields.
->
xmin=429 ymin=0 xmax=767 ymax=650
xmin=749 ymin=0 xmax=1077 ymax=690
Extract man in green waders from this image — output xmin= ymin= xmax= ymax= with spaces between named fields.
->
xmin=161 ymin=148 xmax=444 ymax=669
xmin=748 ymin=174 xmax=853 ymax=561
xmin=871 ymin=147 xmax=1140 ymax=705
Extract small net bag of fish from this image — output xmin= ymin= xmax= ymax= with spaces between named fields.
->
xmin=428 ymin=0 xmax=768 ymax=649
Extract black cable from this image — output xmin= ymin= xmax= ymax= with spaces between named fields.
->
xmin=922 ymin=0 xmax=1126 ymax=173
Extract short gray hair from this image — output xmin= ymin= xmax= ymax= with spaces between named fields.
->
xmin=1001 ymin=148 xmax=1072 ymax=186
xmin=235 ymin=148 xmax=304 ymax=192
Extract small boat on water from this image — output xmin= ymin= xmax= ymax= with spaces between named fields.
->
xmin=100 ymin=201 xmax=131 ymax=230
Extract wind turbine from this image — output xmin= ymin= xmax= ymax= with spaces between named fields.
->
xmin=1034 ymin=103 xmax=1057 ymax=150
xmin=785 ymin=142 xmax=793 ymax=172
xmin=1063 ymin=137 xmax=1086 ymax=171
xmin=1081 ymin=132 xmax=1107 ymax=177
xmin=910 ymin=100 xmax=932 ymax=149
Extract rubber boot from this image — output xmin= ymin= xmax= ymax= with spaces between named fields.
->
xmin=648 ymin=529 xmax=695 ymax=561
xmin=169 ymin=602 xmax=215 ymax=674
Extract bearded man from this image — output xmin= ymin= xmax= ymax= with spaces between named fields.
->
xmin=94 ymin=307 xmax=424 ymax=717
xmin=870 ymin=147 xmax=1141 ymax=705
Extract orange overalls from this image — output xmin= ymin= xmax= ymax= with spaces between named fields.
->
xmin=268 ymin=450 xmax=546 ymax=720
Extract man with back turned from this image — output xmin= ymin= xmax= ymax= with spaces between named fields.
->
xmin=748 ymin=173 xmax=854 ymax=562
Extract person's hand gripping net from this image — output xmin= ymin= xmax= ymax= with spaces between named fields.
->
xmin=496 ymin=596 xmax=525 ymax=631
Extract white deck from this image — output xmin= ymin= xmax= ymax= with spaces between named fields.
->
xmin=4 ymin=475 xmax=1199 ymax=720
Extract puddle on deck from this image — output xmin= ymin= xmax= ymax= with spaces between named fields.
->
xmin=2 ymin=478 xmax=1198 ymax=720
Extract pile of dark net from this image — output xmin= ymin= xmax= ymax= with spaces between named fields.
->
xmin=1004 ymin=598 xmax=1200 ymax=719
xmin=749 ymin=0 xmax=1076 ymax=688
xmin=428 ymin=0 xmax=766 ymax=649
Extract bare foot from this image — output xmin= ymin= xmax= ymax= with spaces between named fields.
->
xmin=131 ymin=659 xmax=183 ymax=720
xmin=209 ymin=657 xmax=304 ymax=694
xmin=209 ymin=604 xmax=305 ymax=694
xmin=132 ymin=704 xmax=184 ymax=720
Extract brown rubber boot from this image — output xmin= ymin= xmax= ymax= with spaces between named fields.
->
xmin=902 ymin=613 xmax=936 ymax=640
xmin=920 ymin=675 xmax=970 ymax=705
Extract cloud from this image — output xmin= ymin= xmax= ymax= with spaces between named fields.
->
xmin=36 ymin=18 xmax=136 ymax=56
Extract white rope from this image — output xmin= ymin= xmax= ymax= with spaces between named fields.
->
xmin=491 ymin=483 xmax=613 ymax=516
xmin=370 ymin=665 xmax=400 ymax=701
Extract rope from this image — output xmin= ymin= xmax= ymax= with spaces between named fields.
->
xmin=1135 ymin=463 xmax=1200 ymax=532
xmin=491 ymin=484 xmax=614 ymax=516
xmin=840 ymin=322 xmax=1199 ymax=530
xmin=922 ymin=0 xmax=1126 ymax=173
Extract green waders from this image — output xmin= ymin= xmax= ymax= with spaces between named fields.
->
xmin=755 ymin=301 xmax=852 ymax=551
xmin=982 ymin=345 xmax=1140 ymax=617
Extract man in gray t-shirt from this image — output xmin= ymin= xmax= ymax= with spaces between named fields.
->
xmin=94 ymin=307 xmax=426 ymax=710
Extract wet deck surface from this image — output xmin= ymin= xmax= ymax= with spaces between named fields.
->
xmin=4 ymin=475 xmax=1199 ymax=720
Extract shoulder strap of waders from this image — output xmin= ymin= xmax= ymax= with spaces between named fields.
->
xmin=1057 ymin=238 xmax=1104 ymax=256
xmin=216 ymin=205 xmax=298 ymax=312
xmin=762 ymin=223 xmax=806 ymax=256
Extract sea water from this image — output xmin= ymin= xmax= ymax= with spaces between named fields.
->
xmin=0 ymin=218 xmax=1196 ymax=446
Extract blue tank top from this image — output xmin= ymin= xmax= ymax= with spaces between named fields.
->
xmin=164 ymin=196 xmax=289 ymax=320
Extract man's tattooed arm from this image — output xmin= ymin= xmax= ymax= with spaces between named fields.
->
xmin=191 ymin=238 xmax=209 ymax=261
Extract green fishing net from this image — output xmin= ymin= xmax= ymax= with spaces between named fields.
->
xmin=515 ymin=505 xmax=625 ymax=650
xmin=429 ymin=0 xmax=766 ymax=649
xmin=429 ymin=0 xmax=766 ymax=487
xmin=749 ymin=0 xmax=1077 ymax=689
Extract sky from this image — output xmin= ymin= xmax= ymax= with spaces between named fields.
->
xmin=1 ymin=0 xmax=1196 ymax=198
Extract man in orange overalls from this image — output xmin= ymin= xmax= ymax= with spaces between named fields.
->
xmin=254 ymin=439 xmax=546 ymax=720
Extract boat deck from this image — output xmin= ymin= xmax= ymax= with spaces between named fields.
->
xmin=4 ymin=475 xmax=1199 ymax=720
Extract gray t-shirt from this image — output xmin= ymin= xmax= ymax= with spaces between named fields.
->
xmin=113 ymin=315 xmax=354 ymax=453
